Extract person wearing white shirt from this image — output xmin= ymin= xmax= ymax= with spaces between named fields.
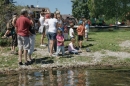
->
xmin=39 ymin=12 xmax=46 ymax=46
xmin=69 ymin=23 xmax=74 ymax=39
xmin=48 ymin=13 xmax=58 ymax=56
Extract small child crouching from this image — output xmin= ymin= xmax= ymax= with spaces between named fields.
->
xmin=68 ymin=38 xmax=81 ymax=54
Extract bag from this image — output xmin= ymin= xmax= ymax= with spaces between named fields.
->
xmin=6 ymin=19 xmax=13 ymax=30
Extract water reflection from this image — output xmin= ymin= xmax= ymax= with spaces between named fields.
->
xmin=0 ymin=69 xmax=130 ymax=86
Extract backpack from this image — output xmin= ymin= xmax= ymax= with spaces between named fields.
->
xmin=6 ymin=19 xmax=13 ymax=30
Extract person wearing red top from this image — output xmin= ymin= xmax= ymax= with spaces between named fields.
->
xmin=77 ymin=21 xmax=85 ymax=50
xmin=16 ymin=9 xmax=32 ymax=66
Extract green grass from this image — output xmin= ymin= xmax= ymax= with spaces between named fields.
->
xmin=1 ymin=28 xmax=130 ymax=70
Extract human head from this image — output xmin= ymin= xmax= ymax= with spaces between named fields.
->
xmin=50 ymin=13 xmax=54 ymax=18
xmin=70 ymin=23 xmax=74 ymax=28
xmin=40 ymin=12 xmax=45 ymax=17
xmin=28 ymin=10 xmax=34 ymax=18
xmin=12 ymin=12 xmax=18 ymax=18
xmin=57 ymin=29 xmax=62 ymax=35
xmin=45 ymin=13 xmax=50 ymax=19
xmin=78 ymin=21 xmax=83 ymax=25
xmin=58 ymin=23 xmax=62 ymax=27
xmin=20 ymin=8 xmax=28 ymax=17
xmin=57 ymin=14 xmax=61 ymax=20
xmin=71 ymin=38 xmax=76 ymax=43
xmin=42 ymin=8 xmax=46 ymax=12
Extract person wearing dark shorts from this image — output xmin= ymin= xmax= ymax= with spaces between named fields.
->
xmin=77 ymin=21 xmax=85 ymax=50
xmin=78 ymin=35 xmax=83 ymax=41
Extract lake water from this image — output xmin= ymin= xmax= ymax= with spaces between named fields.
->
xmin=0 ymin=68 xmax=130 ymax=86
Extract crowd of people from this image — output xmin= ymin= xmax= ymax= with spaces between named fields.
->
xmin=1 ymin=8 xmax=90 ymax=66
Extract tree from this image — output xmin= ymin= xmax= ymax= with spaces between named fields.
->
xmin=0 ymin=0 xmax=16 ymax=32
xmin=87 ymin=0 xmax=130 ymax=20
xmin=71 ymin=0 xmax=89 ymax=20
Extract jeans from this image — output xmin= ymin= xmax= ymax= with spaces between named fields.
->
xmin=28 ymin=35 xmax=35 ymax=55
xmin=56 ymin=46 xmax=64 ymax=56
xmin=69 ymin=50 xmax=78 ymax=54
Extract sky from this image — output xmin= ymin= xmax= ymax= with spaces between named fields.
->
xmin=14 ymin=0 xmax=72 ymax=14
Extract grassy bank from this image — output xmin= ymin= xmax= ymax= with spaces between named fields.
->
xmin=1 ymin=28 xmax=130 ymax=72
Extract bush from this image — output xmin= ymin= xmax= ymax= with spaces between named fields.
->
xmin=0 ymin=39 xmax=9 ymax=46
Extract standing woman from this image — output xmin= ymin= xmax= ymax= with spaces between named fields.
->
xmin=48 ymin=13 xmax=58 ymax=56
xmin=27 ymin=11 xmax=35 ymax=64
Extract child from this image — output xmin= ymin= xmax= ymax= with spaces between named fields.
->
xmin=69 ymin=23 xmax=74 ymax=39
xmin=77 ymin=21 xmax=85 ymax=50
xmin=85 ymin=20 xmax=89 ymax=41
xmin=54 ymin=30 xmax=65 ymax=57
xmin=58 ymin=23 xmax=64 ymax=33
xmin=63 ymin=26 xmax=69 ymax=40
xmin=68 ymin=38 xmax=81 ymax=54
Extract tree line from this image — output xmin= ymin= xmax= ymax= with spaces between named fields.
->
xmin=71 ymin=0 xmax=130 ymax=23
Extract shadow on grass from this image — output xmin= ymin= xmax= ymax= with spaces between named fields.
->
xmin=35 ymin=54 xmax=75 ymax=64
xmin=35 ymin=57 xmax=54 ymax=64
xmin=82 ymin=44 xmax=94 ymax=48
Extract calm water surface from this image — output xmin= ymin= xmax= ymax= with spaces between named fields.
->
xmin=0 ymin=68 xmax=130 ymax=86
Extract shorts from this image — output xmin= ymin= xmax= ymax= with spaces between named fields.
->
xmin=11 ymin=34 xmax=17 ymax=47
xmin=47 ymin=32 xmax=57 ymax=40
xmin=78 ymin=35 xmax=83 ymax=41
xmin=17 ymin=35 xmax=30 ymax=50
xmin=38 ymin=26 xmax=45 ymax=34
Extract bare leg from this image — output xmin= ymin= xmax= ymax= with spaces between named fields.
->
xmin=50 ymin=40 xmax=55 ymax=56
xmin=24 ymin=50 xmax=28 ymax=62
xmin=18 ymin=49 xmax=22 ymax=62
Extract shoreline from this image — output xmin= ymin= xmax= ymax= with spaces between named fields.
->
xmin=0 ymin=62 xmax=130 ymax=75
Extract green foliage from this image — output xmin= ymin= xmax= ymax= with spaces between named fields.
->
xmin=0 ymin=0 xmax=16 ymax=32
xmin=72 ymin=0 xmax=130 ymax=23
xmin=71 ymin=0 xmax=89 ymax=20
xmin=88 ymin=0 xmax=130 ymax=19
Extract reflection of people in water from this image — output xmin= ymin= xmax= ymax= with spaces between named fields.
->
xmin=67 ymin=70 xmax=74 ymax=86
xmin=57 ymin=70 xmax=63 ymax=86
xmin=76 ymin=69 xmax=86 ymax=86
xmin=18 ymin=72 xmax=28 ymax=86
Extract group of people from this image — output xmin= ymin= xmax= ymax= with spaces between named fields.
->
xmin=2 ymin=8 xmax=90 ymax=66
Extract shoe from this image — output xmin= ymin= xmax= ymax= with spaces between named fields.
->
xmin=24 ymin=61 xmax=31 ymax=66
xmin=30 ymin=59 xmax=35 ymax=64
xmin=19 ymin=62 xmax=23 ymax=66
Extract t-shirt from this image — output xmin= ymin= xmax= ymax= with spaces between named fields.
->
xmin=85 ymin=24 xmax=89 ymax=32
xmin=56 ymin=34 xmax=64 ymax=46
xmin=69 ymin=28 xmax=74 ymax=38
xmin=16 ymin=15 xmax=31 ymax=37
xmin=39 ymin=16 xmax=44 ymax=26
xmin=77 ymin=25 xmax=85 ymax=36
xmin=48 ymin=18 xmax=58 ymax=33
xmin=68 ymin=42 xmax=77 ymax=52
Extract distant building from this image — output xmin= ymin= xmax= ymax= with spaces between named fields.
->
xmin=61 ymin=14 xmax=78 ymax=25
xmin=27 ymin=5 xmax=51 ymax=21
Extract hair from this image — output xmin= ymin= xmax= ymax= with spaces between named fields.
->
xmin=20 ymin=8 xmax=28 ymax=15
xmin=57 ymin=29 xmax=62 ymax=34
xmin=71 ymin=38 xmax=75 ymax=42
xmin=40 ymin=12 xmax=45 ymax=16
xmin=50 ymin=13 xmax=54 ymax=18
xmin=42 ymin=8 xmax=45 ymax=12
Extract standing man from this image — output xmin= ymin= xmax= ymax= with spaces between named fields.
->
xmin=16 ymin=9 xmax=32 ymax=66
